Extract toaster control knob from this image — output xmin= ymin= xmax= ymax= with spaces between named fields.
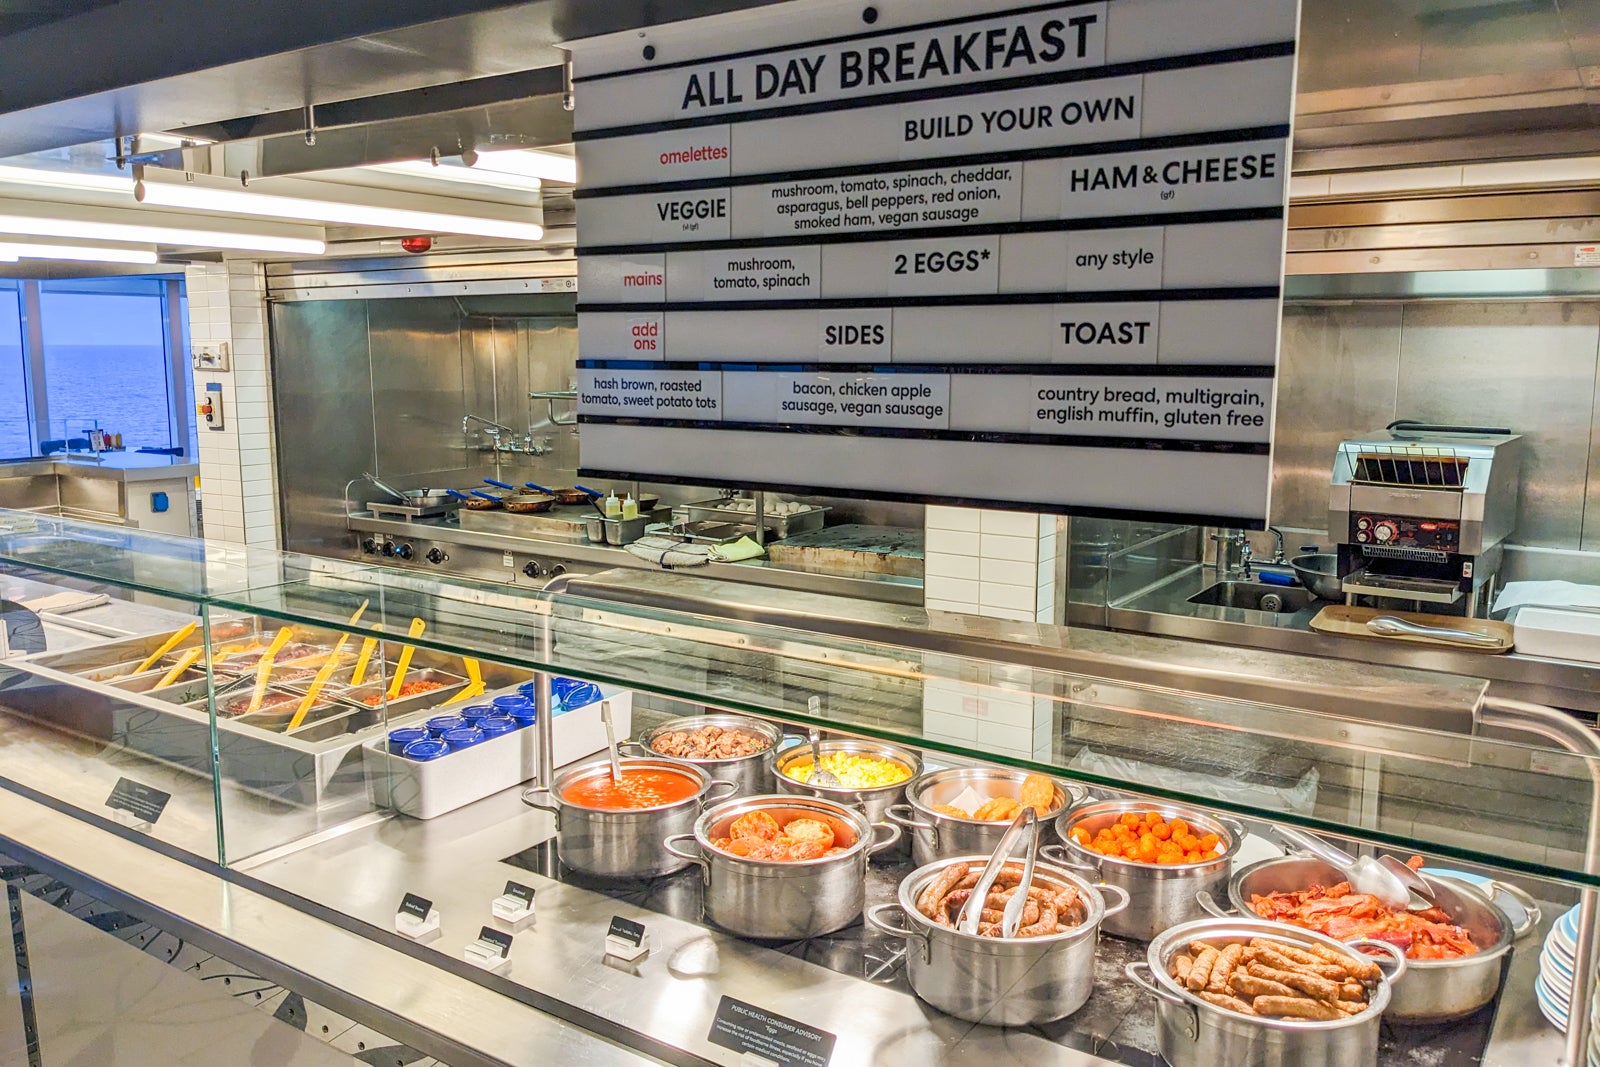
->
xmin=360 ymin=538 xmax=378 ymax=555
xmin=1356 ymin=517 xmax=1372 ymax=531
xmin=548 ymin=564 xmax=567 ymax=578
xmin=425 ymin=548 xmax=448 ymax=565
xmin=1374 ymin=521 xmax=1397 ymax=544
xmin=394 ymin=543 xmax=415 ymax=561
xmin=1355 ymin=531 xmax=1370 ymax=543
xmin=522 ymin=561 xmax=544 ymax=578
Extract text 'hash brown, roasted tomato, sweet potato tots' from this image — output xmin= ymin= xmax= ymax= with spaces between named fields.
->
xmin=1069 ymin=812 xmax=1223 ymax=864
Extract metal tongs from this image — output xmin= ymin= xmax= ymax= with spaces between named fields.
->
xmin=1274 ymin=825 xmax=1434 ymax=910
xmin=957 ymin=808 xmax=1039 ymax=937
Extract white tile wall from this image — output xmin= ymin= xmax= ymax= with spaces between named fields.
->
xmin=185 ymin=263 xmax=281 ymax=550
xmin=924 ymin=506 xmax=1062 ymax=625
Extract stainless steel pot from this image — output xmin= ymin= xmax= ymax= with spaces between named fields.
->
xmin=523 ymin=757 xmax=736 ymax=878
xmin=1216 ymin=855 xmax=1539 ymax=1023
xmin=1127 ymin=918 xmax=1406 ymax=1067
xmin=887 ymin=766 xmax=1083 ymax=866
xmin=663 ymin=795 xmax=899 ymax=939
xmin=866 ymin=856 xmax=1130 ymax=1025
xmin=772 ymin=737 xmax=920 ymax=824
xmin=627 ymin=713 xmax=782 ymax=797
xmin=1041 ymin=798 xmax=1245 ymax=942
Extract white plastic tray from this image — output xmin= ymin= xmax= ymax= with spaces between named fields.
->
xmin=363 ymin=688 xmax=633 ymax=819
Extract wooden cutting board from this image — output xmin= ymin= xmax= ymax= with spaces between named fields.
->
xmin=1309 ymin=605 xmax=1514 ymax=653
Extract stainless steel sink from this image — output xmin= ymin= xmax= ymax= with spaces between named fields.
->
xmin=1186 ymin=580 xmax=1312 ymax=614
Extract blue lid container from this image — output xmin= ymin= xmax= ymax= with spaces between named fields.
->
xmin=478 ymin=715 xmax=519 ymax=738
xmin=386 ymin=726 xmax=430 ymax=755
xmin=507 ymin=705 xmax=537 ymax=728
xmin=492 ymin=693 xmax=534 ymax=713
xmin=517 ymin=681 xmax=539 ymax=697
xmin=426 ymin=714 xmax=466 ymax=737
xmin=441 ymin=725 xmax=486 ymax=749
xmin=402 ymin=738 xmax=450 ymax=762
xmin=458 ymin=704 xmax=497 ymax=723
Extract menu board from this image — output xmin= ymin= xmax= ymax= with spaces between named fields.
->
xmin=569 ymin=0 xmax=1298 ymax=523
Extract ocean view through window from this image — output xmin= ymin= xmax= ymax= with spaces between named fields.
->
xmin=0 ymin=284 xmax=27 ymax=458
xmin=41 ymin=284 xmax=173 ymax=450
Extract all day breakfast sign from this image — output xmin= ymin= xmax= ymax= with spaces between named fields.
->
xmin=569 ymin=0 xmax=1298 ymax=524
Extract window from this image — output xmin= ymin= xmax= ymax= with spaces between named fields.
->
xmin=39 ymin=279 xmax=177 ymax=452
xmin=0 ymin=283 xmax=27 ymax=459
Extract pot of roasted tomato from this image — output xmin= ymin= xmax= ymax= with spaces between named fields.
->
xmin=1218 ymin=855 xmax=1539 ymax=1023
xmin=1041 ymin=799 xmax=1245 ymax=942
xmin=866 ymin=856 xmax=1129 ymax=1025
xmin=523 ymin=757 xmax=737 ymax=878
xmin=773 ymin=737 xmax=919 ymax=824
xmin=886 ymin=767 xmax=1081 ymax=866
xmin=1126 ymin=918 xmax=1405 ymax=1067
xmin=632 ymin=713 xmax=783 ymax=796
xmin=663 ymin=795 xmax=900 ymax=939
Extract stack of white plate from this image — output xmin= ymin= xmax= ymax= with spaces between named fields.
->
xmin=1536 ymin=905 xmax=1582 ymax=1039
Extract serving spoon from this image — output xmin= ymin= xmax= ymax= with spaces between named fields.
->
xmin=807 ymin=726 xmax=842 ymax=787
xmin=600 ymin=699 xmax=623 ymax=783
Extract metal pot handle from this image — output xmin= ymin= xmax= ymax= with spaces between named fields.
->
xmin=521 ymin=786 xmax=559 ymax=827
xmin=1126 ymin=961 xmax=1196 ymax=1009
xmin=1038 ymin=843 xmax=1097 ymax=872
xmin=885 ymin=803 xmax=930 ymax=830
xmin=1126 ymin=963 xmax=1202 ymax=1042
xmin=1095 ymin=882 xmax=1132 ymax=919
xmin=1346 ymin=938 xmax=1408 ymax=985
xmin=704 ymin=779 xmax=740 ymax=802
xmin=866 ymin=821 xmax=903 ymax=858
xmin=1195 ymin=890 xmax=1234 ymax=918
xmin=865 ymin=903 xmax=930 ymax=964
xmin=1217 ymin=815 xmax=1249 ymax=847
xmin=663 ymin=834 xmax=710 ymax=885
xmin=1484 ymin=880 xmax=1543 ymax=939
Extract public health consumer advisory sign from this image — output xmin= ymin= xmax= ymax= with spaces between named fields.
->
xmin=569 ymin=0 xmax=1298 ymax=524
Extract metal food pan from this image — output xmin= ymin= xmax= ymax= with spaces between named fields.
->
xmin=235 ymin=701 xmax=378 ymax=742
xmin=105 ymin=666 xmax=209 ymax=695
xmin=682 ymin=499 xmax=827 ymax=538
xmin=337 ymin=668 xmax=468 ymax=715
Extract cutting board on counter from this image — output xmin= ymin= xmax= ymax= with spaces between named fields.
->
xmin=766 ymin=525 xmax=924 ymax=578
xmin=1309 ymin=605 xmax=1514 ymax=654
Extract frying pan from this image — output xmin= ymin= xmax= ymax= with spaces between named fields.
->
xmin=485 ymin=479 xmax=556 ymax=514
xmin=466 ymin=490 xmax=502 ymax=511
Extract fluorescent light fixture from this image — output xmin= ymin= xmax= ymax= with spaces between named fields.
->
xmin=0 ymin=240 xmax=158 ymax=265
xmin=0 ymin=197 xmax=326 ymax=255
xmin=361 ymin=159 xmax=543 ymax=194
xmin=471 ymin=149 xmax=577 ymax=185
xmin=136 ymin=168 xmax=544 ymax=241
xmin=0 ymin=164 xmax=133 ymax=194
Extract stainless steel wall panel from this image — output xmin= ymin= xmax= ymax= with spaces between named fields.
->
xmin=367 ymin=301 xmax=469 ymax=489
xmin=270 ymin=300 xmax=375 ymax=555
xmin=1271 ymin=305 xmax=1404 ymax=533
xmin=1393 ymin=302 xmax=1600 ymax=549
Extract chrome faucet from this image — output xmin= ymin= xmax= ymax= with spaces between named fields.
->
xmin=1210 ymin=529 xmax=1253 ymax=579
xmin=462 ymin=413 xmax=515 ymax=444
xmin=1267 ymin=526 xmax=1288 ymax=566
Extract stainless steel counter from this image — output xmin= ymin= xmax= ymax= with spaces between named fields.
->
xmin=1108 ymin=564 xmax=1600 ymax=714
xmin=0 ymin=454 xmax=198 ymax=536
xmin=346 ymin=511 xmax=924 ymax=605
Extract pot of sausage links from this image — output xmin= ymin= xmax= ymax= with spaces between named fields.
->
xmin=1041 ymin=799 xmax=1245 ymax=942
xmin=865 ymin=856 xmax=1130 ymax=1025
xmin=1126 ymin=918 xmax=1406 ymax=1067
xmin=886 ymin=766 xmax=1080 ymax=866
xmin=632 ymin=713 xmax=783 ymax=796
xmin=1221 ymin=855 xmax=1540 ymax=1023
xmin=663 ymin=795 xmax=901 ymax=939
xmin=522 ymin=757 xmax=736 ymax=878
xmin=773 ymin=737 xmax=920 ymax=824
